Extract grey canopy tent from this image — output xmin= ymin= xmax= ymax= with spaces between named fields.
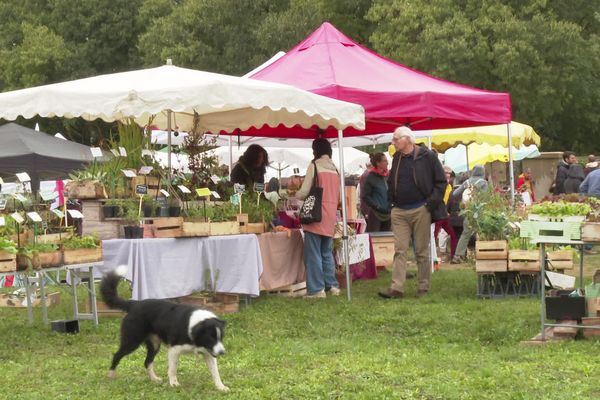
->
xmin=0 ymin=123 xmax=100 ymax=192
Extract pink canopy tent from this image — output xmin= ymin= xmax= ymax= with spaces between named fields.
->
xmin=242 ymin=23 xmax=513 ymax=298
xmin=245 ymin=22 xmax=511 ymax=138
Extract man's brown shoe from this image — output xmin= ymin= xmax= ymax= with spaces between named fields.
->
xmin=378 ymin=288 xmax=403 ymax=299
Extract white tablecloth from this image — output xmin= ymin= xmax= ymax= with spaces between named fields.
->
xmin=100 ymin=235 xmax=263 ymax=300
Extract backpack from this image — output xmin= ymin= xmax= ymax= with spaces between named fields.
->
xmin=461 ymin=178 xmax=484 ymax=204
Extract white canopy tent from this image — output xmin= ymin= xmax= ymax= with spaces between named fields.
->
xmin=0 ymin=60 xmax=365 ymax=300
xmin=151 ymin=145 xmax=370 ymax=180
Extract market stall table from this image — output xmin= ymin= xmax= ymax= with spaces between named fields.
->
xmin=100 ymin=235 xmax=263 ymax=300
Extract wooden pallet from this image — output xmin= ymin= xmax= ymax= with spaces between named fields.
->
xmin=267 ymin=281 xmax=307 ymax=297
xmin=547 ymin=250 xmax=573 ymax=270
xmin=63 ymin=248 xmax=103 ymax=265
xmin=148 ymin=217 xmax=183 ymax=238
xmin=475 ymin=259 xmax=508 ymax=272
xmin=508 ymin=250 xmax=540 ymax=272
xmin=520 ymin=220 xmax=582 ymax=241
xmin=371 ymin=234 xmax=395 ymax=269
xmin=0 ymin=250 xmax=17 ymax=273
xmin=475 ymin=240 xmax=508 ymax=260
xmin=581 ymin=222 xmax=600 ymax=242
xmin=182 ymin=221 xmax=210 ymax=237
xmin=582 ymin=317 xmax=600 ymax=338
xmin=176 ymin=293 xmax=239 ymax=314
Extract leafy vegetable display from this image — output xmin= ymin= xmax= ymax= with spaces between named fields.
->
xmin=460 ymin=189 xmax=516 ymax=241
xmin=19 ymin=243 xmax=59 ymax=258
xmin=62 ymin=235 xmax=100 ymax=250
xmin=530 ymin=201 xmax=591 ymax=217
xmin=0 ymin=237 xmax=18 ymax=254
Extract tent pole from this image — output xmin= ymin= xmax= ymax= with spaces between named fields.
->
xmin=229 ymin=135 xmax=233 ymax=179
xmin=337 ymin=129 xmax=351 ymax=301
xmin=507 ymin=123 xmax=516 ymax=202
xmin=465 ymin=145 xmax=470 ymax=172
xmin=167 ymin=110 xmax=172 ymax=188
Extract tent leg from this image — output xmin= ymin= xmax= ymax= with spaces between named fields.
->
xmin=228 ymin=135 xmax=233 ymax=179
xmin=506 ymin=123 xmax=516 ymax=202
xmin=167 ymin=110 xmax=172 ymax=189
xmin=337 ymin=130 xmax=351 ymax=301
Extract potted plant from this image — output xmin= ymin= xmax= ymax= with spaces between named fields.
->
xmin=67 ymin=160 xmax=108 ymax=199
xmin=102 ymin=198 xmax=122 ymax=219
xmin=0 ymin=237 xmax=18 ymax=273
xmin=122 ymin=201 xmax=143 ymax=239
xmin=61 ymin=235 xmax=102 ymax=264
xmin=460 ymin=189 xmax=514 ymax=272
xmin=142 ymin=196 xmax=159 ymax=218
xmin=168 ymin=196 xmax=182 ymax=217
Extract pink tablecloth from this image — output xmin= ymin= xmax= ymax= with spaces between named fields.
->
xmin=258 ymin=230 xmax=305 ymax=290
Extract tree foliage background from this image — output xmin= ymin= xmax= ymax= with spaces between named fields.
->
xmin=0 ymin=0 xmax=598 ymax=152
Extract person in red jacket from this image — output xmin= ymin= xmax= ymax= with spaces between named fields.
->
xmin=516 ymin=167 xmax=535 ymax=203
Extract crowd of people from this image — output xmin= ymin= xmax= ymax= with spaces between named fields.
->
xmin=228 ymin=129 xmax=598 ymax=300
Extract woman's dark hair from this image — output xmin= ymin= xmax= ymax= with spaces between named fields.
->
xmin=369 ymin=152 xmax=386 ymax=166
xmin=312 ymin=138 xmax=332 ymax=159
xmin=240 ymin=144 xmax=268 ymax=173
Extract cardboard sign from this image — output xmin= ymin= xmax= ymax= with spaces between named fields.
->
xmin=16 ymin=172 xmax=31 ymax=182
xmin=110 ymin=149 xmax=120 ymax=157
xmin=177 ymin=185 xmax=191 ymax=194
xmin=0 ymin=216 xmax=4 ymax=226
xmin=13 ymin=193 xmax=27 ymax=202
xmin=138 ymin=166 xmax=153 ymax=175
xmin=211 ymin=191 xmax=221 ymax=199
xmin=122 ymin=169 xmax=137 ymax=178
xmin=90 ymin=147 xmax=103 ymax=158
xmin=10 ymin=212 xmax=24 ymax=224
xmin=135 ymin=185 xmax=148 ymax=195
xmin=52 ymin=209 xmax=65 ymax=219
xmin=39 ymin=191 xmax=58 ymax=201
xmin=195 ymin=188 xmax=211 ymax=197
xmin=26 ymin=212 xmax=43 ymax=222
xmin=160 ymin=189 xmax=170 ymax=198
xmin=253 ymin=183 xmax=265 ymax=193
xmin=119 ymin=147 xmax=127 ymax=157
xmin=67 ymin=209 xmax=84 ymax=219
xmin=211 ymin=175 xmax=220 ymax=184
xmin=234 ymin=183 xmax=246 ymax=194
xmin=0 ymin=199 xmax=6 ymax=211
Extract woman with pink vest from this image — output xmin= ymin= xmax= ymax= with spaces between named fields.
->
xmin=296 ymin=138 xmax=341 ymax=298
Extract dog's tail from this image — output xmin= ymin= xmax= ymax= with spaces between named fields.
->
xmin=100 ymin=266 xmax=132 ymax=312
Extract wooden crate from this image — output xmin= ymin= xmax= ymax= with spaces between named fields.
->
xmin=0 ymin=250 xmax=16 ymax=273
xmin=81 ymin=200 xmax=120 ymax=240
xmin=30 ymin=231 xmax=73 ymax=244
xmin=508 ymin=250 xmax=540 ymax=272
xmin=0 ymin=292 xmax=60 ymax=308
xmin=581 ymin=317 xmax=600 ymax=338
xmin=581 ymin=222 xmax=600 ymax=242
xmin=148 ymin=217 xmax=183 ymax=238
xmin=130 ymin=176 xmax=160 ymax=198
xmin=66 ymin=180 xmax=107 ymax=199
xmin=240 ymin=222 xmax=267 ymax=234
xmin=371 ymin=234 xmax=395 ymax=269
xmin=182 ymin=221 xmax=210 ymax=237
xmin=519 ymin=220 xmax=581 ymax=241
xmin=85 ymin=300 xmax=125 ymax=317
xmin=547 ymin=250 xmax=573 ymax=270
xmin=475 ymin=259 xmax=508 ymax=272
xmin=177 ymin=293 xmax=239 ymax=314
xmin=475 ymin=240 xmax=508 ymax=260
xmin=17 ymin=251 xmax=62 ymax=270
xmin=210 ymin=221 xmax=240 ymax=236
xmin=267 ymin=281 xmax=307 ymax=297
xmin=63 ymin=247 xmax=103 ymax=265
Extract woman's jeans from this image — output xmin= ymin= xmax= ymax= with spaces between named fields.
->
xmin=303 ymin=231 xmax=339 ymax=294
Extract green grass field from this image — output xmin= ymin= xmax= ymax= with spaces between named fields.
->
xmin=1 ymin=264 xmax=599 ymax=399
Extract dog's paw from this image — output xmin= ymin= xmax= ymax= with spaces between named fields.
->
xmin=107 ymin=370 xmax=116 ymax=379
xmin=217 ymin=385 xmax=230 ymax=392
xmin=169 ymin=379 xmax=180 ymax=387
xmin=150 ymin=376 xmax=163 ymax=383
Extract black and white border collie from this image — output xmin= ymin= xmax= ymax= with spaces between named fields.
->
xmin=100 ymin=267 xmax=229 ymax=391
